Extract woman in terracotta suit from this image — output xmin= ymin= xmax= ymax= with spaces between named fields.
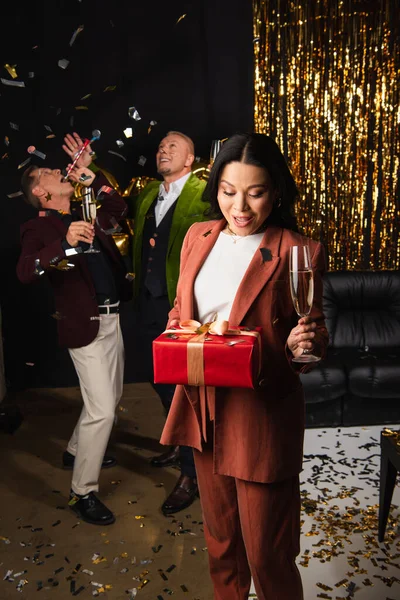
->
xmin=160 ymin=133 xmax=328 ymax=600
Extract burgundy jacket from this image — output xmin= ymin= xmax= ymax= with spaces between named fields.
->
xmin=16 ymin=173 xmax=131 ymax=349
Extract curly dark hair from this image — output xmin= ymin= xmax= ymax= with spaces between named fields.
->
xmin=203 ymin=133 xmax=299 ymax=232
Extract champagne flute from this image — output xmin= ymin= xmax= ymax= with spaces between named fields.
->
xmin=289 ymin=245 xmax=320 ymax=363
xmin=209 ymin=139 xmax=221 ymax=167
xmin=81 ymin=187 xmax=100 ymax=254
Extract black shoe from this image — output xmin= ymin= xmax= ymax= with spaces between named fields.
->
xmin=150 ymin=446 xmax=180 ymax=468
xmin=68 ymin=491 xmax=115 ymax=525
xmin=62 ymin=451 xmax=117 ymax=470
xmin=161 ymin=475 xmax=199 ymax=515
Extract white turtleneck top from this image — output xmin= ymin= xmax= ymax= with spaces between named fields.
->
xmin=194 ymin=230 xmax=264 ymax=323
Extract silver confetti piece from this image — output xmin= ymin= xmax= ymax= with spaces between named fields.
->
xmin=128 ymin=106 xmax=141 ymax=120
xmin=123 ymin=127 xmax=133 ymax=138
xmin=138 ymin=155 xmax=147 ymax=166
xmin=1 ymin=78 xmax=25 ymax=88
xmin=7 ymin=190 xmax=23 ymax=198
xmin=10 ymin=122 xmax=19 ymax=130
xmin=58 ymin=58 xmax=70 ymax=70
xmin=29 ymin=148 xmax=46 ymax=160
xmin=116 ymin=139 xmax=124 ymax=148
xmin=108 ymin=150 xmax=126 ymax=162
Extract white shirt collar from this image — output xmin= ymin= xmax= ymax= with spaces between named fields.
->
xmin=159 ymin=171 xmax=191 ymax=199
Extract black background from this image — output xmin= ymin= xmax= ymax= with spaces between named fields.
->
xmin=0 ymin=0 xmax=254 ymax=390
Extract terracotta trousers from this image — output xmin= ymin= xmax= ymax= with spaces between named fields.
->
xmin=194 ymin=445 xmax=303 ymax=600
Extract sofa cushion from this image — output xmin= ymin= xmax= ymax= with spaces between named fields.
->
xmin=323 ymin=271 xmax=400 ymax=348
xmin=345 ymin=350 xmax=400 ymax=399
xmin=300 ymin=351 xmax=347 ymax=404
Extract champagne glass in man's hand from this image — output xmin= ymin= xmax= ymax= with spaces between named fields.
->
xmin=289 ymin=245 xmax=321 ymax=363
xmin=81 ymin=187 xmax=100 ymax=254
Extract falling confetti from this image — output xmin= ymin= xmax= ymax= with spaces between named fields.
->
xmin=69 ymin=24 xmax=84 ymax=46
xmin=128 ymin=106 xmax=141 ymax=120
xmin=4 ymin=63 xmax=18 ymax=78
xmin=1 ymin=78 xmax=25 ymax=87
xmin=58 ymin=58 xmax=70 ymax=69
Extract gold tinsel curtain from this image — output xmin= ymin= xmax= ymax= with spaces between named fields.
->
xmin=253 ymin=0 xmax=400 ymax=270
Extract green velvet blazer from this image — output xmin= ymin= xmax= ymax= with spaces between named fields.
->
xmin=132 ymin=173 xmax=209 ymax=306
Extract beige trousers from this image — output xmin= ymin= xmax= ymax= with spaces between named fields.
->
xmin=67 ymin=310 xmax=124 ymax=495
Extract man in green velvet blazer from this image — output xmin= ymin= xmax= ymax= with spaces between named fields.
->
xmin=132 ymin=131 xmax=209 ymax=515
xmin=132 ymin=166 xmax=207 ymax=307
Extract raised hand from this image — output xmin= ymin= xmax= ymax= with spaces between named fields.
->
xmin=62 ymin=132 xmax=93 ymax=168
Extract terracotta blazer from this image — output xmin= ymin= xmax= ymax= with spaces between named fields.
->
xmin=160 ymin=219 xmax=328 ymax=483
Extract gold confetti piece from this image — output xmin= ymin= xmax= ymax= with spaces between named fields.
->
xmin=137 ymin=579 xmax=149 ymax=590
xmin=317 ymin=583 xmax=334 ymax=591
xmin=0 ymin=536 xmax=10 ymax=543
xmin=81 ymin=93 xmax=92 ymax=100
xmin=4 ymin=63 xmax=18 ymax=78
xmin=104 ymin=85 xmax=116 ymax=92
xmin=46 ymin=134 xmax=56 ymax=139
xmin=18 ymin=157 xmax=31 ymax=169
xmin=120 ymin=552 xmax=128 ymax=558
xmin=92 ymin=556 xmax=107 ymax=565
xmin=181 ymin=584 xmax=189 ymax=592
xmin=176 ymin=13 xmax=187 ymax=24
xmin=75 ymin=106 xmax=88 ymax=110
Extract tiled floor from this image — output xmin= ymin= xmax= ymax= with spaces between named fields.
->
xmin=0 ymin=383 xmax=399 ymax=600
xmin=250 ymin=425 xmax=400 ymax=600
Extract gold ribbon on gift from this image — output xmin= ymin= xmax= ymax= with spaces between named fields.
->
xmin=163 ymin=319 xmax=261 ymax=387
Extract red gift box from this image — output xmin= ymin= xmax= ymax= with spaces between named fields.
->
xmin=153 ymin=322 xmax=262 ymax=389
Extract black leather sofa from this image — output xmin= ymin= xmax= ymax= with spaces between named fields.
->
xmin=302 ymin=271 xmax=400 ymax=428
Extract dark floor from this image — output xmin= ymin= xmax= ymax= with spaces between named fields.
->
xmin=0 ymin=384 xmax=210 ymax=600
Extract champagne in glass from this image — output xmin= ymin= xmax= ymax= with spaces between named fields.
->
xmin=82 ymin=187 xmax=100 ymax=254
xmin=289 ymin=245 xmax=320 ymax=363
xmin=209 ymin=139 xmax=221 ymax=167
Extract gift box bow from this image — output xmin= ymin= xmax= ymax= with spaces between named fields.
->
xmin=163 ymin=319 xmax=261 ymax=386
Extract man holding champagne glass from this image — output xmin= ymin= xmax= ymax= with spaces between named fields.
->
xmin=17 ymin=133 xmax=131 ymax=525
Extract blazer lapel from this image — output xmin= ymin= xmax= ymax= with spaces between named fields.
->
xmin=229 ymin=227 xmax=283 ymax=326
xmin=168 ymin=175 xmax=202 ymax=254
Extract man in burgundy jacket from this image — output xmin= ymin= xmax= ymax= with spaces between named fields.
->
xmin=17 ymin=133 xmax=131 ymax=526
